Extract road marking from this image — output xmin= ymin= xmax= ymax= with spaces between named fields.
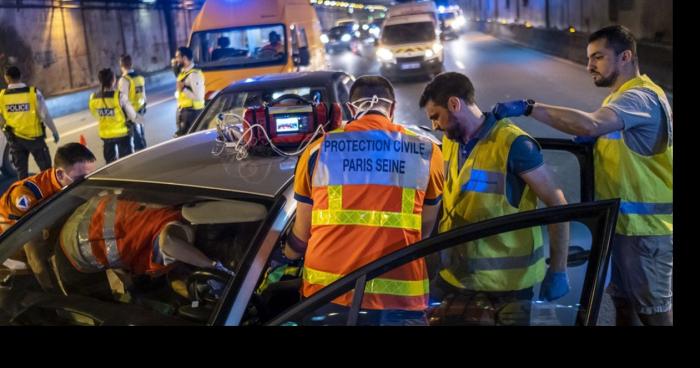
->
xmin=56 ymin=96 xmax=175 ymax=138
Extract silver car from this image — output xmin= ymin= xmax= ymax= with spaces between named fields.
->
xmin=0 ymin=127 xmax=618 ymax=326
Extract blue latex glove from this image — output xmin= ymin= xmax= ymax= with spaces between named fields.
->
xmin=572 ymin=136 xmax=597 ymax=145
xmin=539 ymin=270 xmax=570 ymax=301
xmin=212 ymin=260 xmax=235 ymax=277
xmin=53 ymin=131 xmax=60 ymax=144
xmin=492 ymin=100 xmax=529 ymax=119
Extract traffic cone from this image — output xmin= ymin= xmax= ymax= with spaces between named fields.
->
xmin=79 ymin=134 xmax=87 ymax=146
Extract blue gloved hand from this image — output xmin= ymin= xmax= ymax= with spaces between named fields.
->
xmin=539 ymin=269 xmax=570 ymax=301
xmin=492 ymin=100 xmax=529 ymax=119
xmin=212 ymin=260 xmax=235 ymax=277
xmin=572 ymin=136 xmax=597 ymax=145
xmin=53 ymin=131 xmax=60 ymax=144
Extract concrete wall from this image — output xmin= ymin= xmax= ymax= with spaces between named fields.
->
xmin=0 ymin=6 xmax=199 ymax=97
xmin=455 ymin=0 xmax=672 ymax=44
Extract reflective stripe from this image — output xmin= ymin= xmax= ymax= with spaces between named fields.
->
xmin=328 ymin=185 xmax=342 ymax=211
xmin=461 ymin=169 xmax=505 ymax=195
xmin=303 ymin=266 xmax=428 ymax=297
xmin=312 ymin=209 xmax=422 ymax=230
xmin=402 ymin=188 xmax=415 ymax=214
xmin=602 ymin=131 xmax=622 ymax=140
xmin=101 ymin=196 xmax=123 ymax=268
xmin=619 ymin=201 xmax=673 ymax=215
xmin=76 ymin=198 xmax=105 ymax=271
xmin=467 ymin=245 xmax=545 ymax=271
xmin=23 ymin=181 xmax=43 ymax=200
xmin=314 ymin=184 xmax=420 ymax=230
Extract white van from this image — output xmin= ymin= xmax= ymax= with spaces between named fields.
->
xmin=376 ymin=1 xmax=444 ymax=79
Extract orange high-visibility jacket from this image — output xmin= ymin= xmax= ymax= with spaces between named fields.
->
xmin=0 ymin=169 xmax=62 ymax=233
xmin=295 ymin=114 xmax=444 ymax=311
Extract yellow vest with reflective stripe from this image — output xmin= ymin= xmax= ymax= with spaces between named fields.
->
xmin=176 ymin=68 xmax=204 ymax=110
xmin=439 ymin=119 xmax=545 ymax=292
xmin=88 ymin=91 xmax=129 ymax=139
xmin=595 ymin=75 xmax=673 ymax=236
xmin=122 ymin=73 xmax=146 ymax=112
xmin=0 ymin=86 xmax=43 ymax=140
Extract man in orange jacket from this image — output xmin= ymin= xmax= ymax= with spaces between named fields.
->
xmin=0 ymin=142 xmax=97 ymax=291
xmin=283 ymin=76 xmax=444 ymax=325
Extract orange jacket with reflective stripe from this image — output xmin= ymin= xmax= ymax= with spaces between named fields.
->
xmin=61 ymin=196 xmax=182 ymax=275
xmin=0 ymin=169 xmax=62 ymax=233
xmin=295 ymin=114 xmax=443 ymax=311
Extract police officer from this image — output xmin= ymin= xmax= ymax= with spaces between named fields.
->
xmin=173 ymin=46 xmax=205 ymax=137
xmin=0 ymin=66 xmax=60 ymax=179
xmin=89 ymin=68 xmax=143 ymax=164
xmin=118 ymin=54 xmax=147 ymax=152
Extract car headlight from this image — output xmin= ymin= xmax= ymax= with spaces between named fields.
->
xmin=321 ymin=34 xmax=329 ymax=44
xmin=352 ymin=24 xmax=359 ymax=31
xmin=362 ymin=24 xmax=369 ymax=31
xmin=369 ymin=27 xmax=380 ymax=37
xmin=341 ymin=34 xmax=352 ymax=42
xmin=377 ymin=47 xmax=394 ymax=62
xmin=354 ymin=31 xmax=361 ymax=38
xmin=424 ymin=49 xmax=435 ymax=59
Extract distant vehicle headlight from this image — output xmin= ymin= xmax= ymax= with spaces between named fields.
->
xmin=362 ymin=24 xmax=369 ymax=31
xmin=369 ymin=27 xmax=380 ymax=37
xmin=354 ymin=31 xmax=361 ymax=38
xmin=352 ymin=24 xmax=359 ymax=31
xmin=377 ymin=47 xmax=394 ymax=62
xmin=341 ymin=34 xmax=352 ymax=42
xmin=424 ymin=49 xmax=435 ymax=59
xmin=321 ymin=34 xmax=330 ymax=44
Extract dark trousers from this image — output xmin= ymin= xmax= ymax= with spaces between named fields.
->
xmin=428 ymin=275 xmax=534 ymax=326
xmin=175 ymin=108 xmax=201 ymax=137
xmin=9 ymin=136 xmax=52 ymax=179
xmin=128 ymin=121 xmax=147 ymax=151
xmin=102 ymin=135 xmax=133 ymax=164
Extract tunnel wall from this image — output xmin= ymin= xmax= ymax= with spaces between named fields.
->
xmin=0 ymin=6 xmax=199 ymax=97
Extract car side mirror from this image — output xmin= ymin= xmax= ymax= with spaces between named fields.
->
xmin=546 ymin=245 xmax=590 ymax=268
xmin=294 ymin=47 xmax=311 ymax=66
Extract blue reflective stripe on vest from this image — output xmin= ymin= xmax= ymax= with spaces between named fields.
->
xmin=461 ymin=169 xmax=505 ymax=194
xmin=23 ymin=181 xmax=43 ymax=201
xmin=619 ymin=201 xmax=673 ymax=215
xmin=313 ymin=130 xmax=432 ymax=190
xmin=603 ymin=131 xmax=622 ymax=140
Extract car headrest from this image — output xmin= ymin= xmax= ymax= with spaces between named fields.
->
xmin=181 ymin=200 xmax=267 ymax=225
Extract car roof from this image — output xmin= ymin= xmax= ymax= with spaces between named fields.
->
xmin=220 ymin=71 xmax=350 ymax=95
xmin=89 ymin=130 xmax=297 ymax=199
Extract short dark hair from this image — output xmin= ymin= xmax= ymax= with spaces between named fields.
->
xmin=177 ymin=46 xmax=193 ymax=60
xmin=120 ymin=54 xmax=133 ymax=69
xmin=54 ymin=143 xmax=96 ymax=169
xmin=419 ymin=72 xmax=475 ymax=108
xmin=217 ymin=36 xmax=230 ymax=48
xmin=4 ymin=66 xmax=21 ymax=82
xmin=588 ymin=25 xmax=637 ymax=61
xmin=349 ymin=75 xmax=395 ymax=102
xmin=97 ymin=68 xmax=114 ymax=90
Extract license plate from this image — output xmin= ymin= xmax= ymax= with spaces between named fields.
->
xmin=400 ymin=62 xmax=421 ymax=70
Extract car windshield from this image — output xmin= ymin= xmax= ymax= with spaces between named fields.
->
xmin=381 ymin=21 xmax=436 ymax=45
xmin=195 ymin=86 xmax=328 ymax=131
xmin=329 ymin=26 xmax=353 ymax=39
xmin=439 ymin=12 xmax=457 ymax=20
xmin=190 ymin=24 xmax=287 ymax=70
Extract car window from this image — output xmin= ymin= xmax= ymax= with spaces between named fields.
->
xmin=190 ymin=24 xmax=287 ymax=70
xmin=268 ymin=200 xmax=618 ymax=326
xmin=0 ymin=180 xmax=270 ymax=326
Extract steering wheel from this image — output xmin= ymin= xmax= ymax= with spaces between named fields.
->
xmin=269 ymin=93 xmax=313 ymax=106
xmin=186 ymin=269 xmax=232 ymax=304
xmin=185 ymin=269 xmax=269 ymax=323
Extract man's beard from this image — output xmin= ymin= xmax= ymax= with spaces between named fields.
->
xmin=444 ymin=111 xmax=464 ymax=142
xmin=593 ymin=68 xmax=619 ymax=87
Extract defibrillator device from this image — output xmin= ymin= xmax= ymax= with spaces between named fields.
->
xmin=213 ymin=93 xmax=342 ymax=160
xmin=242 ymin=94 xmax=342 ymax=148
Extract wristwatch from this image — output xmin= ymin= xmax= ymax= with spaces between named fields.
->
xmin=524 ymin=99 xmax=536 ymax=116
